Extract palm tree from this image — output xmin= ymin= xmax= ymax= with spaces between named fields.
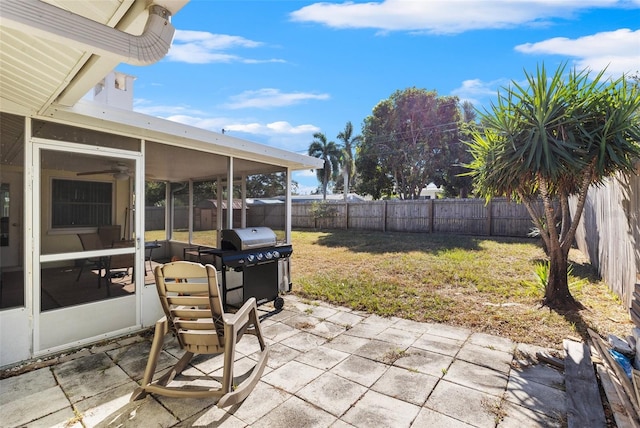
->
xmin=466 ymin=63 xmax=640 ymax=310
xmin=308 ymin=132 xmax=341 ymax=199
xmin=336 ymin=121 xmax=362 ymax=200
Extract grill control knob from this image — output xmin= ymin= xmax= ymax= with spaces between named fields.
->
xmin=265 ymin=251 xmax=273 ymax=259
xmin=247 ymin=254 xmax=255 ymax=263
xmin=256 ymin=253 xmax=264 ymax=261
xmin=273 ymin=250 xmax=280 ymax=258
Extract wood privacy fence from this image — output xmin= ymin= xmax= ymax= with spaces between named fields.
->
xmin=570 ymin=171 xmax=640 ymax=318
xmin=247 ymin=198 xmax=538 ymax=237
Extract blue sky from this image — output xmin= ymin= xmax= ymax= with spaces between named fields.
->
xmin=118 ymin=0 xmax=640 ymax=194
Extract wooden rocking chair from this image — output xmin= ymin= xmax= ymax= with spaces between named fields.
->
xmin=130 ymin=261 xmax=269 ymax=407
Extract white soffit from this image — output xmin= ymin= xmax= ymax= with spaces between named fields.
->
xmin=0 ymin=0 xmax=188 ymax=115
xmin=1 ymin=0 xmax=175 ymax=65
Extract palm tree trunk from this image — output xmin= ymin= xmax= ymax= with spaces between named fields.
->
xmin=343 ymin=169 xmax=348 ymax=202
xmin=544 ymin=240 xmax=582 ymax=310
xmin=323 ymin=165 xmax=328 ymax=200
xmin=520 ymin=183 xmax=583 ymax=311
xmin=542 ymin=167 xmax=591 ymax=310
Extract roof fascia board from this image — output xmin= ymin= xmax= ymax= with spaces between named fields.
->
xmin=43 ymin=100 xmax=325 ymax=170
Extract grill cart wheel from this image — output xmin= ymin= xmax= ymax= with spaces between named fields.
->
xmin=274 ymin=297 xmax=284 ymax=311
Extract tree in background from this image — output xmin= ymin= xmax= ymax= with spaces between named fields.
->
xmin=308 ymin=132 xmax=341 ymax=199
xmin=335 ymin=121 xmax=362 ymax=200
xmin=145 ymin=173 xmax=297 ymax=207
xmin=465 ymin=63 xmax=640 ymax=310
xmin=245 ymin=173 xmax=298 ymax=198
xmin=357 ymin=87 xmax=462 ymax=200
xmin=354 ymin=137 xmax=395 ymax=199
xmin=441 ymin=101 xmax=477 ymax=198
xmin=145 ymin=181 xmax=166 ymax=206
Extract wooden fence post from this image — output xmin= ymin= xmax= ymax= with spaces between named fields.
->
xmin=345 ymin=202 xmax=349 ymax=230
xmin=383 ymin=201 xmax=387 ymax=232
xmin=487 ymin=199 xmax=493 ymax=236
xmin=429 ymin=199 xmax=434 ymax=233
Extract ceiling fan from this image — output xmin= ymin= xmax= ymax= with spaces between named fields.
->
xmin=77 ymin=163 xmax=131 ymax=180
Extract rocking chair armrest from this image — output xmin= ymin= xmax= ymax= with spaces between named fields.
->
xmin=223 ymin=297 xmax=258 ymax=328
xmin=154 ymin=316 xmax=170 ymax=336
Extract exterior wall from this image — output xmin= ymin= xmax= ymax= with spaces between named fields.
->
xmin=570 ymin=171 xmax=640 ymax=312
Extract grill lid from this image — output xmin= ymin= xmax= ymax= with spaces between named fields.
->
xmin=221 ymin=227 xmax=277 ymax=250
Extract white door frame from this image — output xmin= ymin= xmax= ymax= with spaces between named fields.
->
xmin=31 ymin=137 xmax=144 ymax=356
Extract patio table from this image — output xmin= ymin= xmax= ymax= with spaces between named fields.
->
xmin=145 ymin=241 xmax=161 ymax=273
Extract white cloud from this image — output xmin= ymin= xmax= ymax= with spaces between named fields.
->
xmin=295 ymin=169 xmax=318 ymax=178
xmin=174 ymin=31 xmax=262 ymax=49
xmin=167 ymin=30 xmax=285 ymax=64
xmin=132 ymin=91 xmax=324 ymax=152
xmin=290 ymin=0 xmax=637 ymax=34
xmin=133 ymin=99 xmax=207 ymax=116
xmin=293 ymin=182 xmax=320 ymax=195
xmin=223 ymin=88 xmax=330 ymax=109
xmin=451 ymin=78 xmax=506 ymax=106
xmin=165 ymin=115 xmax=229 ymax=132
xmin=136 ymin=109 xmax=321 ymax=152
xmin=515 ymin=28 xmax=640 ymax=76
xmin=292 ymin=170 xmax=320 ymax=194
xmin=267 ymin=121 xmax=320 ymax=134
xmin=222 ymin=121 xmax=319 ymax=136
xmin=451 ymin=28 xmax=640 ymax=109
xmin=222 ymin=121 xmax=320 ymax=152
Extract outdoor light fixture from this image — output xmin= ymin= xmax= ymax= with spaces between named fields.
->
xmin=114 ymin=171 xmax=130 ymax=181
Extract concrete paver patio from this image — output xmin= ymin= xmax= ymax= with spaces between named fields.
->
xmin=0 ymin=295 xmax=566 ymax=427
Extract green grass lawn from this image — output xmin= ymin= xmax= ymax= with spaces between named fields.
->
xmin=288 ymin=230 xmax=632 ymax=350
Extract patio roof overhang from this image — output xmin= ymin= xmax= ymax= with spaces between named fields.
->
xmin=42 ymin=99 xmax=324 ymax=182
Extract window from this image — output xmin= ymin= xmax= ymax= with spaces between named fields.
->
xmin=52 ymin=179 xmax=112 ymax=228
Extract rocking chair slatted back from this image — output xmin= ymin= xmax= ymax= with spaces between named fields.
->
xmin=154 ymin=262 xmax=225 ymax=350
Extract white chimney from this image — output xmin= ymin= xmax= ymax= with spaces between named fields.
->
xmin=93 ymin=71 xmax=136 ymax=110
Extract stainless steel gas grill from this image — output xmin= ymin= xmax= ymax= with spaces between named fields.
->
xmin=201 ymin=227 xmax=292 ymax=311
